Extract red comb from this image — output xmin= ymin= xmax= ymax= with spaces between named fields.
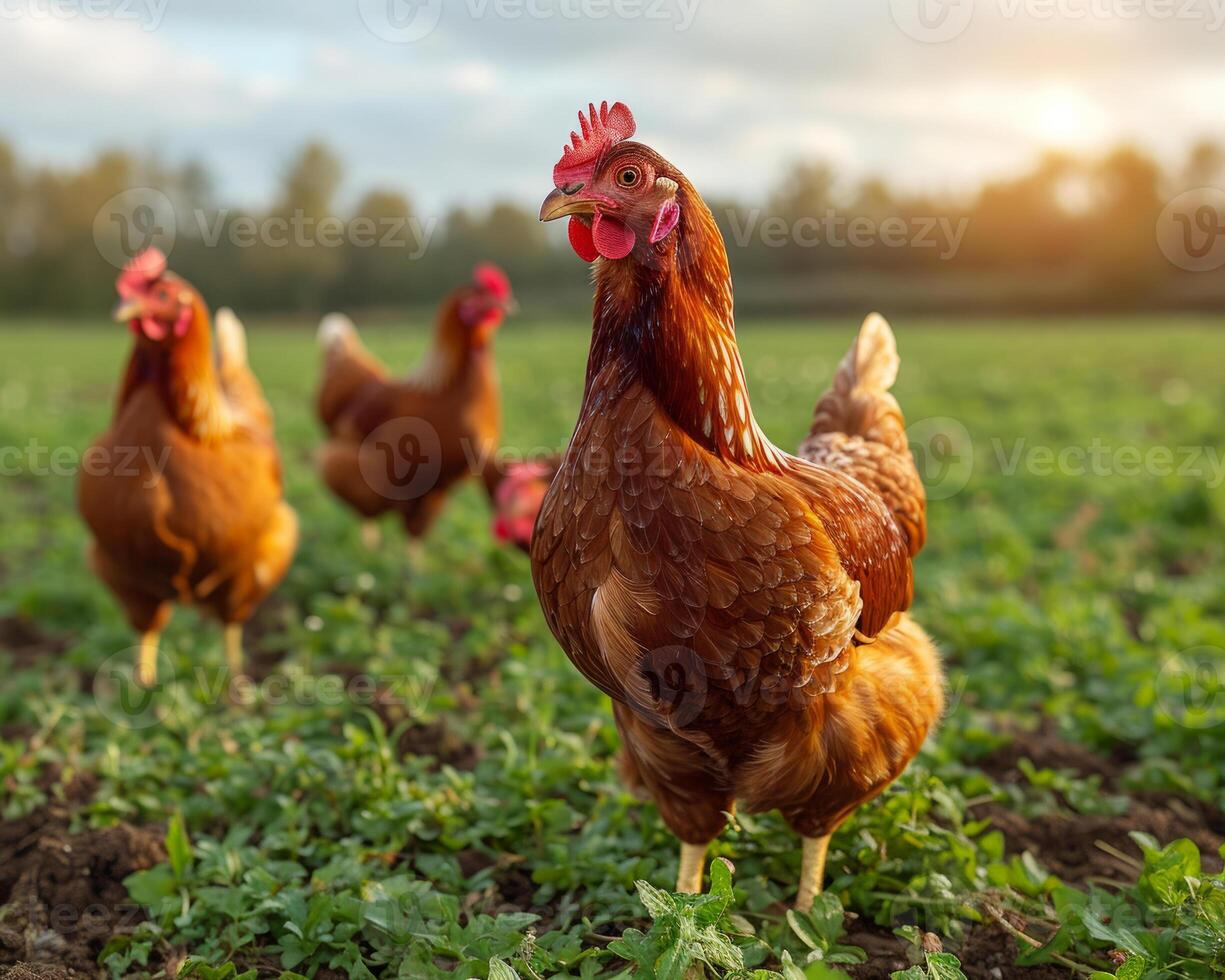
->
xmin=473 ymin=263 xmax=511 ymax=301
xmin=553 ymin=101 xmax=636 ymax=188
xmin=116 ymin=247 xmax=167 ymax=299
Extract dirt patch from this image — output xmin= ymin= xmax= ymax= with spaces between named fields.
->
xmin=958 ymin=919 xmax=1068 ymax=980
xmin=0 ymin=964 xmax=82 ymax=979
xmin=490 ymin=865 xmax=537 ymax=909
xmin=0 ymin=789 xmax=165 ymax=976
xmin=396 ymin=718 xmax=481 ymax=771
xmin=977 ymin=800 xmax=1223 ymax=885
xmin=0 ymin=617 xmax=70 ymax=671
xmin=242 ymin=596 xmax=295 ymax=681
xmin=974 ymin=722 xmax=1122 ymax=788
xmin=0 ymin=724 xmax=35 ymax=743
xmin=843 ymin=917 xmax=1070 ymax=980
xmin=973 ymin=725 xmax=1225 ymax=883
xmin=842 ymin=921 xmax=913 ymax=978
xmin=31 ymin=770 xmax=98 ymax=807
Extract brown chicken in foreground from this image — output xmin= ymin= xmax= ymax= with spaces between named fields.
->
xmin=531 ymin=102 xmax=944 ymax=908
xmin=315 ymin=266 xmax=515 ymax=547
xmin=79 ymin=248 xmax=298 ymax=686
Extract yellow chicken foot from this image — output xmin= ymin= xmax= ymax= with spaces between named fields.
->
xmin=796 ymin=834 xmax=831 ymax=911
xmin=677 ymin=842 xmax=708 ymax=894
xmin=361 ymin=521 xmax=382 ymax=549
xmin=224 ymin=623 xmax=245 ymax=679
xmin=136 ymin=630 xmax=160 ymax=687
xmin=405 ymin=538 xmax=425 ymax=572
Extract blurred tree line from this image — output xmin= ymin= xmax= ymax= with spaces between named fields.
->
xmin=1 ymin=134 xmax=1223 ymax=319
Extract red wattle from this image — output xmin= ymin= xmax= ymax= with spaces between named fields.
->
xmin=568 ymin=217 xmax=599 ymax=262
xmin=141 ymin=316 xmax=168 ymax=341
xmin=592 ymin=213 xmax=636 ymax=260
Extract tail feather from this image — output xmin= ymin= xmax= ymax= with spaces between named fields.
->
xmin=213 ymin=307 xmax=275 ymax=433
xmin=214 ymin=307 xmax=248 ymax=371
xmin=847 ymin=312 xmax=899 ymax=392
xmin=316 ymin=312 xmax=387 ymax=434
xmin=318 ymin=312 xmax=358 ymax=352
xmin=808 ymin=312 xmax=907 ymax=454
xmin=800 ymin=313 xmax=926 ymax=555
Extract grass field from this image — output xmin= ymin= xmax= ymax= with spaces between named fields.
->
xmin=1 ymin=317 xmax=1224 ymax=979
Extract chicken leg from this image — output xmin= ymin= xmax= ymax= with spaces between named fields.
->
xmin=677 ymin=842 xmax=708 ymax=894
xmin=136 ymin=630 xmax=160 ymax=687
xmin=361 ymin=520 xmax=382 ymax=549
xmin=795 ymin=834 xmax=831 ymax=911
xmin=224 ymin=623 xmax=245 ymax=679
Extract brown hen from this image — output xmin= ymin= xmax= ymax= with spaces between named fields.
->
xmin=315 ymin=266 xmax=515 ymax=548
xmin=78 ymin=248 xmax=298 ymax=686
xmin=532 ymin=102 xmax=944 ymax=908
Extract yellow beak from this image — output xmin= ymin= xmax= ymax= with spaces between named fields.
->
xmin=540 ymin=187 xmax=598 ymax=222
xmin=113 ymin=298 xmax=144 ymax=323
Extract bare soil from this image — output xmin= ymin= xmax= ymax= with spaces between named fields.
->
xmin=0 ymin=776 xmax=164 ymax=977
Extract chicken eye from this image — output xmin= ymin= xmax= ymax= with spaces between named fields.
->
xmin=617 ymin=166 xmax=641 ymax=188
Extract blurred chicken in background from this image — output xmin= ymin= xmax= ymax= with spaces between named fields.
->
xmin=315 ymin=266 xmax=516 ymax=551
xmin=79 ymin=248 xmax=298 ymax=686
xmin=490 ymin=456 xmax=561 ymax=553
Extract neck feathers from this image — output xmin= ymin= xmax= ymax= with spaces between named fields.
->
xmin=123 ymin=301 xmax=234 ymax=440
xmin=410 ymin=298 xmax=479 ymax=392
xmin=587 ymin=182 xmax=778 ymax=469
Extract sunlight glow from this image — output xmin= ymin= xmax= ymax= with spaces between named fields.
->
xmin=1026 ymin=85 xmax=1109 ymax=150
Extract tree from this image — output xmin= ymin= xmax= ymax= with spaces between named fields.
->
xmin=1183 ymin=140 xmax=1224 ymax=189
xmin=277 ymin=141 xmax=343 ymax=220
xmin=338 ymin=189 xmax=417 ymax=307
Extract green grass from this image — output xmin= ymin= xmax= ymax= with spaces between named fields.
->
xmin=1 ymin=316 xmax=1224 ymax=979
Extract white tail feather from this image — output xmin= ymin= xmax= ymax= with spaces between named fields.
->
xmin=847 ymin=312 xmax=898 ymax=392
xmin=214 ymin=307 xmax=248 ymax=368
xmin=318 ymin=312 xmax=357 ymax=351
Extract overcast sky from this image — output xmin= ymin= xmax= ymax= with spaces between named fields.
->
xmin=1 ymin=0 xmax=1222 ymax=214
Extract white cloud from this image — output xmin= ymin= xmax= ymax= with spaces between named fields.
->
xmin=0 ymin=0 xmax=1220 ymax=213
